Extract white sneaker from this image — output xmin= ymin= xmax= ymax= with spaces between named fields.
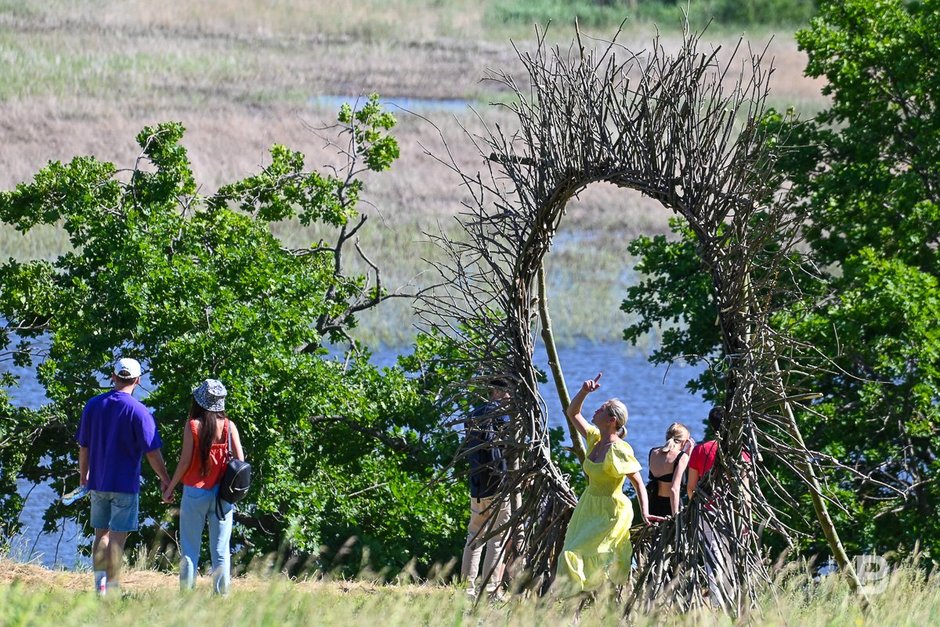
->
xmin=94 ymin=571 xmax=107 ymax=597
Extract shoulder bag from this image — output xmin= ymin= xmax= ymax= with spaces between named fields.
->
xmin=216 ymin=421 xmax=251 ymax=518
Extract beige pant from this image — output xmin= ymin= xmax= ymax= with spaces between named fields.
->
xmin=460 ymin=495 xmax=511 ymax=595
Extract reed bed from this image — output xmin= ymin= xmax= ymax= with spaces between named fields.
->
xmin=2 ymin=0 xmax=816 ymax=43
xmin=0 ymin=1 xmax=828 ymax=346
xmin=0 ymin=216 xmax=652 ymax=346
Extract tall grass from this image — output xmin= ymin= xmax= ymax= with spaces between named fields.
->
xmin=0 ymin=0 xmax=828 ymax=347
xmin=0 ymin=31 xmax=243 ymax=103
xmin=0 ymin=26 xmax=505 ymax=107
xmin=0 ymin=0 xmax=828 ymax=194
xmin=0 ymin=0 xmax=827 ymax=108
xmin=2 ymin=557 xmax=939 ymax=626
xmin=2 ymin=0 xmax=818 ymax=43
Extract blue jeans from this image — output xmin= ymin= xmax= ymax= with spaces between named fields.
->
xmin=179 ymin=484 xmax=234 ymax=594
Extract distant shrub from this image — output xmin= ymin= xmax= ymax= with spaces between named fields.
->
xmin=487 ymin=0 xmax=818 ymax=30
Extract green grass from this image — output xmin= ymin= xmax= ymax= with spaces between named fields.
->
xmin=0 ymin=13 xmax=512 ymax=108
xmin=0 ymin=29 xmax=302 ymax=105
xmin=0 ymin=223 xmax=69 ymax=261
xmin=2 ymin=560 xmax=940 ymax=626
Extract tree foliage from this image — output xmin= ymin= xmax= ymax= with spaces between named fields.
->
xmin=622 ymin=0 xmax=940 ymax=558
xmin=782 ymin=0 xmax=940 ymax=557
xmin=0 ymin=97 xmax=468 ymax=575
xmin=620 ymin=217 xmax=720 ymax=379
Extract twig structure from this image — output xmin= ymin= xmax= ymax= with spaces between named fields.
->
xmin=420 ymin=23 xmax=857 ymax=615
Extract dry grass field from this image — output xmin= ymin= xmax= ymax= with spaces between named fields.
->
xmin=3 ymin=556 xmax=940 ymax=626
xmin=0 ymin=1 xmax=828 ymax=344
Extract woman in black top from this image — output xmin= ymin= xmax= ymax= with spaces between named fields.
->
xmin=647 ymin=422 xmax=694 ymax=517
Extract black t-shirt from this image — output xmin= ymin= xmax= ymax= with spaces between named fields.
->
xmin=464 ymin=401 xmax=508 ymax=498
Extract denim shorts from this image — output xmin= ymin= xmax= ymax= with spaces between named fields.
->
xmin=89 ymin=490 xmax=139 ymax=532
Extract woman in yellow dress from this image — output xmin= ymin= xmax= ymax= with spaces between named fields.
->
xmin=556 ymin=372 xmax=656 ymax=593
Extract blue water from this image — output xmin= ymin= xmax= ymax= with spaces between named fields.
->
xmin=309 ymin=94 xmax=473 ymax=114
xmin=4 ymin=339 xmax=708 ymax=569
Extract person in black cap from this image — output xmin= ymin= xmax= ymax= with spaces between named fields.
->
xmin=460 ymin=377 xmax=512 ymax=599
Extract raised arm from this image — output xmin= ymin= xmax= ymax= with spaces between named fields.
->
xmin=566 ymin=373 xmax=602 ymax=439
xmin=163 ymin=424 xmax=194 ymax=502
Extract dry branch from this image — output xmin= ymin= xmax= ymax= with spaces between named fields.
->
xmin=419 ymin=22 xmax=855 ymax=617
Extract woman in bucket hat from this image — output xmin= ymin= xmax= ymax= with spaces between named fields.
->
xmin=163 ymin=379 xmax=245 ymax=594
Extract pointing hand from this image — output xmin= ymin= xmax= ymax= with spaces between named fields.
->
xmin=581 ymin=372 xmax=602 ymax=394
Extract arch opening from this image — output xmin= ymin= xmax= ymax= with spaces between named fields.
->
xmin=422 ymin=24 xmax=857 ymax=615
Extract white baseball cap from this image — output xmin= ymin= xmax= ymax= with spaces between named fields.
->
xmin=113 ymin=357 xmax=142 ymax=379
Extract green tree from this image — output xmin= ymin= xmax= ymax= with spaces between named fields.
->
xmin=783 ymin=0 xmax=940 ymax=558
xmin=0 ymin=97 xmax=467 ymax=575
xmin=621 ymin=0 xmax=940 ymax=559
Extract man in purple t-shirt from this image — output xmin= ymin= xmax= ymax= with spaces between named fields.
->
xmin=76 ymin=357 xmax=170 ymax=596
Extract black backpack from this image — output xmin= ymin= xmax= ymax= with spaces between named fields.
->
xmin=216 ymin=424 xmax=251 ymax=518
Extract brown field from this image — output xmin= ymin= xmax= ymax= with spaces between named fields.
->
xmin=0 ymin=1 xmax=828 ymax=343
xmin=0 ymin=1 xmax=826 ymax=204
xmin=0 ymin=556 xmax=406 ymax=595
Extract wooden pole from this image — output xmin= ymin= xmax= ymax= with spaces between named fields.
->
xmin=537 ymin=264 xmax=586 ymax=462
xmin=772 ymin=358 xmax=871 ymax=610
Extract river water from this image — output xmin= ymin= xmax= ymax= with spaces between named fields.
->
xmin=4 ymin=339 xmax=708 ymax=569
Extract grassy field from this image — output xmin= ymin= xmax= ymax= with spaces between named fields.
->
xmin=1 ymin=557 xmax=938 ymax=626
xmin=0 ymin=1 xmax=829 ymax=346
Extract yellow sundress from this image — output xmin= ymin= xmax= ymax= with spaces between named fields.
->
xmin=557 ymin=424 xmax=641 ymax=592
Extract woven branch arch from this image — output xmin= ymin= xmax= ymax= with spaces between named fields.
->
xmin=420 ymin=25 xmax=859 ymax=615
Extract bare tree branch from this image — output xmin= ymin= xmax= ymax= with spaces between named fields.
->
xmin=417 ymin=20 xmax=857 ymax=616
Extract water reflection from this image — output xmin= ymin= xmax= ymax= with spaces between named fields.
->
xmin=309 ymin=94 xmax=472 ymax=113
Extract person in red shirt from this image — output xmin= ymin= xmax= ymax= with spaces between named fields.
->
xmin=686 ymin=407 xmax=751 ymax=500
xmin=163 ymin=379 xmax=245 ymax=594
xmin=685 ymin=406 xmax=752 ymax=609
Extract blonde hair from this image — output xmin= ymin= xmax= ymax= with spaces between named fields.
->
xmin=659 ymin=422 xmax=690 ymax=454
xmin=605 ymin=399 xmax=629 ymax=438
